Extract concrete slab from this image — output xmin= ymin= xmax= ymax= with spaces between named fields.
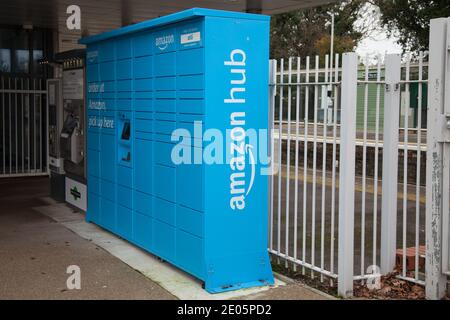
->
xmin=0 ymin=177 xmax=176 ymax=300
xmin=34 ymin=202 xmax=286 ymax=300
xmin=239 ymin=282 xmax=335 ymax=300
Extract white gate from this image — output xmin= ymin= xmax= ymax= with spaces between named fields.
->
xmin=268 ymin=44 xmax=444 ymax=297
xmin=268 ymin=53 xmax=361 ymax=296
xmin=0 ymin=76 xmax=48 ymax=177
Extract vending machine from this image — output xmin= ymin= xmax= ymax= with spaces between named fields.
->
xmin=48 ymin=79 xmax=65 ymax=201
xmin=55 ymin=50 xmax=87 ymax=211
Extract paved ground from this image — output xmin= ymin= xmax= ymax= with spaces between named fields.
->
xmin=0 ymin=176 xmax=329 ymax=300
xmin=0 ymin=177 xmax=176 ymax=299
xmin=240 ymin=281 xmax=332 ymax=300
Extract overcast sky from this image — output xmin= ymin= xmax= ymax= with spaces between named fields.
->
xmin=353 ymin=3 xmax=403 ymax=62
xmin=356 ymin=30 xmax=402 ymax=57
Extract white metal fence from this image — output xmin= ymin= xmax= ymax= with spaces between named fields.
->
xmin=0 ymin=76 xmax=48 ymax=177
xmin=268 ymin=45 xmax=445 ymax=297
xmin=425 ymin=17 xmax=450 ymax=300
xmin=269 ymin=54 xmax=342 ymax=283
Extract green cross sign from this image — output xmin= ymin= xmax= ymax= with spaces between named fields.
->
xmin=70 ymin=186 xmax=81 ymax=201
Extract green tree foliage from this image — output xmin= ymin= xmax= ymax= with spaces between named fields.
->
xmin=315 ymin=34 xmax=357 ymax=57
xmin=270 ymin=0 xmax=366 ymax=59
xmin=373 ymin=0 xmax=450 ymax=51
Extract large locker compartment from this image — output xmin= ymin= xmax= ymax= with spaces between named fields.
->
xmin=81 ymin=8 xmax=273 ymax=293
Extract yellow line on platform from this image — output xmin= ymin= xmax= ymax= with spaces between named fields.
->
xmin=276 ymin=167 xmax=426 ymax=205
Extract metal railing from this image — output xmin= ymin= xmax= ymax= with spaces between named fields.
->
xmin=268 ymin=53 xmax=343 ymax=284
xmin=268 ymin=51 xmax=431 ymax=297
xmin=0 ymin=76 xmax=48 ymax=177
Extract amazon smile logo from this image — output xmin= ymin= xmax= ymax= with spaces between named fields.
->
xmin=155 ymin=34 xmax=174 ymax=51
xmin=228 ymin=141 xmax=257 ymax=210
xmin=244 ymin=144 xmax=255 ymax=196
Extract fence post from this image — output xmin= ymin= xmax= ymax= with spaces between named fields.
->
xmin=380 ymin=54 xmax=401 ymax=274
xmin=338 ymin=52 xmax=358 ymax=297
xmin=268 ymin=59 xmax=277 ymax=251
xmin=425 ymin=17 xmax=449 ymax=300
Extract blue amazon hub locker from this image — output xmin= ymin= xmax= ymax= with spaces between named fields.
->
xmin=80 ymin=8 xmax=273 ymax=293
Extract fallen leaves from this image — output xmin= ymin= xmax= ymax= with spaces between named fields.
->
xmin=354 ymin=272 xmax=425 ymax=300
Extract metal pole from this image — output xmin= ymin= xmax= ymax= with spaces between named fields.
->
xmin=15 ymin=78 xmax=18 ymax=173
xmin=39 ymin=79 xmax=42 ymax=172
xmin=285 ymin=57 xmax=293 ymax=268
xmin=21 ymin=78 xmax=24 ymax=173
xmin=337 ymin=52 xmax=358 ymax=297
xmin=402 ymin=55 xmax=411 ymax=278
xmin=414 ymin=52 xmax=424 ymax=281
xmin=269 ymin=59 xmax=277 ymax=253
xmin=302 ymin=56 xmax=310 ymax=275
xmin=380 ymin=54 xmax=401 ymax=274
xmin=425 ymin=17 xmax=449 ymax=300
xmin=372 ymin=55 xmax=382 ymax=268
xmin=277 ymin=59 xmax=284 ymax=260
xmin=9 ymin=78 xmax=12 ymax=174
xmin=330 ymin=13 xmax=334 ymax=89
xmin=2 ymin=77 xmax=5 ymax=175
xmin=311 ymin=55 xmax=319 ymax=278
xmin=27 ymin=78 xmax=30 ymax=173
xmin=330 ymin=53 xmax=339 ymax=283
xmin=293 ymin=56 xmax=301 ymax=272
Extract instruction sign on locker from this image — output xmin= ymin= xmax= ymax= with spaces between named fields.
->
xmin=80 ymin=8 xmax=273 ymax=293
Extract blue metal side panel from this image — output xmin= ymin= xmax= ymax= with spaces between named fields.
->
xmin=202 ymin=16 xmax=273 ymax=292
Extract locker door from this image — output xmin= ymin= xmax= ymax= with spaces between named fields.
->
xmin=134 ymin=138 xmax=152 ymax=195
